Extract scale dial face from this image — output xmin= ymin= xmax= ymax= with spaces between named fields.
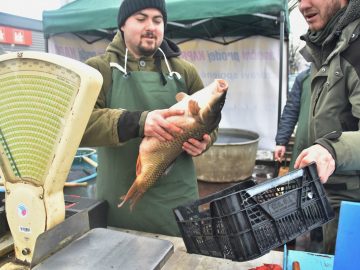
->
xmin=0 ymin=57 xmax=80 ymax=185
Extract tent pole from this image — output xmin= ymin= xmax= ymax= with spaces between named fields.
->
xmin=277 ymin=11 xmax=285 ymax=128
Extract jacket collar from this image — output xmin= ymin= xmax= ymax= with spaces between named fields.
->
xmin=300 ymin=18 xmax=360 ymax=69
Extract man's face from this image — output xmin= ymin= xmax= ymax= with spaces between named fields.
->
xmin=121 ymin=8 xmax=164 ymax=58
xmin=298 ymin=0 xmax=348 ymax=31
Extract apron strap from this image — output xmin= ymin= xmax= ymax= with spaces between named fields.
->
xmin=110 ymin=47 xmax=182 ymax=81
xmin=110 ymin=62 xmax=127 ymax=75
xmin=110 ymin=48 xmax=129 ymax=75
xmin=157 ymin=48 xmax=182 ymax=80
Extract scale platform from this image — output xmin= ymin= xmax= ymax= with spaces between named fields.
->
xmin=33 ymin=228 xmax=173 ymax=270
xmin=0 ymin=196 xmax=173 ymax=269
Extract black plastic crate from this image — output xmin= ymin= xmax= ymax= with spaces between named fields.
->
xmin=173 ymin=178 xmax=256 ymax=260
xmin=173 ymin=163 xmax=334 ymax=261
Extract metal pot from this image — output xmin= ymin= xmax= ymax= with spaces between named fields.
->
xmin=194 ymin=128 xmax=259 ymax=182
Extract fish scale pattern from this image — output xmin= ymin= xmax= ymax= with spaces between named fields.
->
xmin=0 ymin=58 xmax=80 ymax=184
xmin=141 ymin=125 xmax=209 ymax=189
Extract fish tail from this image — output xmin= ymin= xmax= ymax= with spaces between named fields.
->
xmin=118 ymin=181 xmax=144 ymax=211
xmin=118 ymin=154 xmax=148 ymax=210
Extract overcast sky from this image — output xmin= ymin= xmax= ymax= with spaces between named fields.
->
xmin=0 ymin=0 xmax=62 ymax=20
xmin=290 ymin=8 xmax=308 ymax=42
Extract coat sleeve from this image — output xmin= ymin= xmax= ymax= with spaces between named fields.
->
xmin=275 ymin=72 xmax=305 ymax=145
xmin=80 ymin=56 xmax=123 ymax=147
xmin=325 ymin=67 xmax=360 ymax=171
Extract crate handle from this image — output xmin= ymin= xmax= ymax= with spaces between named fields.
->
xmin=247 ymin=169 xmax=304 ymax=197
xmin=174 ymin=209 xmax=184 ymax=222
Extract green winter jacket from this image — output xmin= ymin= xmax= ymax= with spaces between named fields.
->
xmin=300 ymin=17 xmax=360 ymax=188
xmin=81 ymin=31 xmax=210 ymax=147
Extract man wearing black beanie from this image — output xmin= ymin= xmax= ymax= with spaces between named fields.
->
xmin=82 ymin=0 xmax=215 ymax=236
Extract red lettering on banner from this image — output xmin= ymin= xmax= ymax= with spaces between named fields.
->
xmin=0 ymin=26 xmax=32 ymax=46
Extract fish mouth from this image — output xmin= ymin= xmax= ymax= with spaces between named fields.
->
xmin=216 ymin=79 xmax=229 ymax=93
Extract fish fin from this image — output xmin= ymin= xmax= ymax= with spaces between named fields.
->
xmin=118 ymin=195 xmax=127 ymax=208
xmin=118 ymin=182 xmax=144 ymax=211
xmin=129 ymin=192 xmax=143 ymax=211
xmin=188 ymin=100 xmax=201 ymax=116
xmin=175 ymin=92 xmax=189 ymax=102
xmin=163 ymin=161 xmax=175 ymax=176
xmin=136 ymin=155 xmax=142 ymax=176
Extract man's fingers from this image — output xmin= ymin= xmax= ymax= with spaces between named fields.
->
xmin=294 ymin=145 xmax=335 ymax=183
xmin=274 ymin=151 xmax=282 ymax=161
xmin=274 ymin=146 xmax=285 ymax=162
xmin=182 ymin=134 xmax=210 ymax=157
xmin=297 ymin=154 xmax=314 ymax=170
xmin=162 ymin=121 xmax=183 ymax=135
xmin=153 ymin=126 xmax=172 ymax=141
xmin=182 ymin=141 xmax=196 ymax=155
xmin=201 ymin=134 xmax=211 ymax=145
xmin=159 ymin=109 xmax=184 ymax=135
xmin=145 ymin=109 xmax=184 ymax=140
xmin=163 ymin=109 xmax=185 ymax=117
xmin=294 ymin=150 xmax=307 ymax=169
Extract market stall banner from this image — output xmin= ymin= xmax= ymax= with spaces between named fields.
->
xmin=179 ymin=36 xmax=287 ymax=150
xmin=48 ymin=33 xmax=109 ymax=63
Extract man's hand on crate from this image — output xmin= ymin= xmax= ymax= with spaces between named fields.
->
xmin=294 ymin=144 xmax=335 ymax=183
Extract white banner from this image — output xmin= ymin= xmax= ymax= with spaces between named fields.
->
xmin=48 ymin=33 xmax=109 ymax=62
xmin=179 ymin=37 xmax=287 ymax=150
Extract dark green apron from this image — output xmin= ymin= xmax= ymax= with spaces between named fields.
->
xmin=96 ymin=63 xmax=198 ymax=236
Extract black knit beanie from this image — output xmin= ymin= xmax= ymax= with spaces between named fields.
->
xmin=117 ymin=0 xmax=167 ymax=28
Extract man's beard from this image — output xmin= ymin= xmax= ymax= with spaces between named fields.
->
xmin=138 ymin=31 xmax=159 ymax=57
xmin=324 ymin=0 xmax=342 ymax=24
xmin=138 ymin=45 xmax=157 ymax=57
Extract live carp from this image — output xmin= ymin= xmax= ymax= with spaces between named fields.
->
xmin=118 ymin=79 xmax=228 ymax=210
